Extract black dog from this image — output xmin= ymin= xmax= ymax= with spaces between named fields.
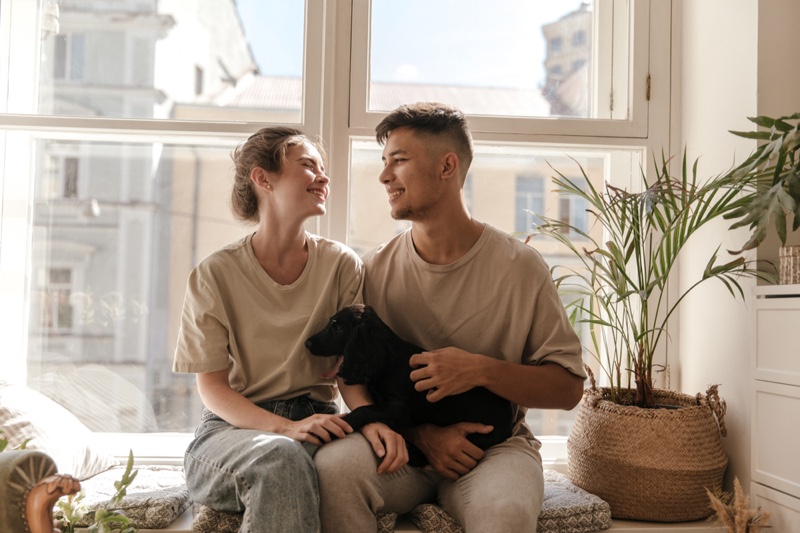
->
xmin=305 ymin=304 xmax=514 ymax=466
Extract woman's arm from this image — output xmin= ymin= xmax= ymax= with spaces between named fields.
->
xmin=336 ymin=379 xmax=408 ymax=473
xmin=196 ymin=369 xmax=352 ymax=445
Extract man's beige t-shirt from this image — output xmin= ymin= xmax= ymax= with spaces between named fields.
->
xmin=362 ymin=224 xmax=586 ymax=439
xmin=173 ymin=232 xmax=363 ymax=404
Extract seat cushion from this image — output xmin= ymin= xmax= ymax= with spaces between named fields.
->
xmin=192 ymin=469 xmax=611 ymax=532
xmin=409 ymin=470 xmax=611 ymax=533
xmin=539 ymin=469 xmax=613 ymax=532
xmin=192 ymin=504 xmax=398 ymax=533
xmin=192 ymin=504 xmax=397 ymax=533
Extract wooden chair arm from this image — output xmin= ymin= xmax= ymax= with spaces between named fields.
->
xmin=26 ymin=473 xmax=81 ymax=533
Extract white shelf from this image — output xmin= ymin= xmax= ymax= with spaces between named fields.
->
xmin=755 ymin=283 xmax=800 ymax=298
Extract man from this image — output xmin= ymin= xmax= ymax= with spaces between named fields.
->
xmin=315 ymin=102 xmax=586 ymax=531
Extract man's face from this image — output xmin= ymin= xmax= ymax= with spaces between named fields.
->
xmin=378 ymin=127 xmax=443 ymax=221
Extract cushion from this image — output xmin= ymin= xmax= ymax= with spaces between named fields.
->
xmin=55 ymin=465 xmax=189 ymax=529
xmin=192 ymin=505 xmax=243 ymax=533
xmin=192 ymin=504 xmax=397 ymax=533
xmin=0 ymin=381 xmax=118 ymax=480
xmin=409 ymin=470 xmax=611 ymax=533
xmin=539 ymin=469 xmax=612 ymax=532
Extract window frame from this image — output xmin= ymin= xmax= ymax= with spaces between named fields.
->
xmin=347 ymin=0 xmax=651 ymax=137
xmin=1 ymin=0 xmax=673 ymax=463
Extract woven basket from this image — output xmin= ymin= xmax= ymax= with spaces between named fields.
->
xmin=567 ymin=386 xmax=728 ymax=522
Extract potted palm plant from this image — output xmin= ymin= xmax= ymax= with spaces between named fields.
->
xmin=528 ymin=150 xmax=773 ymax=521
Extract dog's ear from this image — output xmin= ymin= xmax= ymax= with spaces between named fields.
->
xmin=361 ymin=306 xmax=400 ymax=346
xmin=341 ymin=312 xmax=380 ymax=382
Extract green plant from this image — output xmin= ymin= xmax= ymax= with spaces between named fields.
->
xmin=724 ymin=113 xmax=800 ymax=251
xmin=528 ymin=153 xmax=771 ymax=408
xmin=57 ymin=450 xmax=139 ymax=533
xmin=0 ymin=430 xmax=30 ymax=452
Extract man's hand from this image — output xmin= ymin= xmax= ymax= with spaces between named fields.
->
xmin=409 ymin=347 xmax=487 ymax=402
xmin=411 ymin=422 xmax=493 ymax=480
xmin=361 ymin=422 xmax=409 ymax=474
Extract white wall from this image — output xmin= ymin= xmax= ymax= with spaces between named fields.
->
xmin=674 ymin=0 xmax=800 ymax=491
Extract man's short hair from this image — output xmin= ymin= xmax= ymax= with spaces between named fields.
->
xmin=375 ymin=102 xmax=474 ymax=173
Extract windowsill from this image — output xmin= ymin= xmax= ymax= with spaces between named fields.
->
xmin=92 ymin=432 xmax=193 ymax=466
xmin=91 ymin=432 xmax=572 ymax=467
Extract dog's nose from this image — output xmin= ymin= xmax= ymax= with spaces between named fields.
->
xmin=305 ymin=339 xmax=313 ymax=350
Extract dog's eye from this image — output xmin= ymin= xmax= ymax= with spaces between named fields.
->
xmin=332 ymin=324 xmax=343 ymax=334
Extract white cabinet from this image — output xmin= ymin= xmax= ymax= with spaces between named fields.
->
xmin=752 ymin=285 xmax=800 ymax=529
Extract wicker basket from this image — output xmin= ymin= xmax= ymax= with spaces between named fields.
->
xmin=567 ymin=386 xmax=728 ymax=522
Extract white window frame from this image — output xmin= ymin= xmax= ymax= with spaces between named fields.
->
xmin=347 ymin=0 xmax=650 ymax=137
xmin=1 ymin=0 xmax=672 ymax=464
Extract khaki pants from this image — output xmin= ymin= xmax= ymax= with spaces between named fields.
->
xmin=315 ymin=432 xmax=545 ymax=532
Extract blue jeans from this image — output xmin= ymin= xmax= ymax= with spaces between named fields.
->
xmin=184 ymin=396 xmax=338 ymax=533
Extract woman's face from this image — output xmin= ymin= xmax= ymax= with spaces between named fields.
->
xmin=269 ymin=141 xmax=330 ymax=219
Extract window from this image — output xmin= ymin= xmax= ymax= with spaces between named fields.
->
xmin=41 ymin=267 xmax=74 ymax=331
xmin=53 ymin=34 xmax=85 ymax=81
xmin=1 ymin=0 xmax=670 ymax=461
xmin=27 ymin=139 xmax=245 ymax=433
xmin=15 ymin=0 xmax=307 ymax=123
xmin=557 ymin=177 xmax=589 ymax=236
xmin=1 ymin=0 xmax=318 ymax=436
xmin=355 ymin=0 xmax=647 ymax=131
xmin=63 ymin=157 xmax=80 ymax=198
xmin=515 ymin=176 xmax=545 ymax=234
xmin=194 ymin=66 xmax=204 ymax=96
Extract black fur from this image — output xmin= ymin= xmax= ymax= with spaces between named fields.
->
xmin=305 ymin=304 xmax=514 ymax=466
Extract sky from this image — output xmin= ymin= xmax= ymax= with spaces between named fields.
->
xmin=236 ymin=0 xmax=586 ymax=89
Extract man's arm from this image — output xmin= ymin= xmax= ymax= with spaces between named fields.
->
xmin=409 ymin=347 xmax=584 ymax=409
xmin=404 ymin=422 xmax=493 ymax=480
xmin=406 ymin=347 xmax=584 ymax=479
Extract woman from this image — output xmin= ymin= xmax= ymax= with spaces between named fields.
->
xmin=173 ymin=127 xmax=405 ymax=532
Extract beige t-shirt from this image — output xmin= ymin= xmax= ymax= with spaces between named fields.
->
xmin=363 ymin=224 xmax=586 ymax=440
xmin=173 ymin=232 xmax=363 ymax=404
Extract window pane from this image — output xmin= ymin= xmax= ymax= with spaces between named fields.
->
xmin=515 ymin=176 xmax=545 ymax=233
xmin=26 ymin=138 xmax=248 ymax=433
xmin=19 ymin=0 xmax=305 ymax=122
xmin=349 ymin=138 xmax=642 ymax=436
xmin=369 ymin=0 xmax=626 ymax=119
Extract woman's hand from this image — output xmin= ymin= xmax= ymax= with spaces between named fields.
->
xmin=361 ymin=422 xmax=408 ymax=474
xmin=282 ymin=414 xmax=353 ymax=445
